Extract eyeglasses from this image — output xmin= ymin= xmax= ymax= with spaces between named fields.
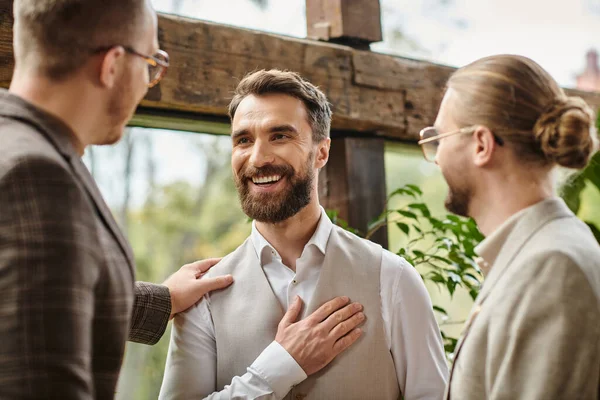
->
xmin=93 ymin=46 xmax=170 ymax=88
xmin=417 ymin=126 xmax=504 ymax=162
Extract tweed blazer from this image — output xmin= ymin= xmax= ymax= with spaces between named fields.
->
xmin=0 ymin=90 xmax=171 ymax=399
xmin=446 ymin=198 xmax=600 ymax=400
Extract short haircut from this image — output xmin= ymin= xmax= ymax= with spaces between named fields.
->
xmin=13 ymin=0 xmax=149 ymax=80
xmin=229 ymin=69 xmax=332 ymax=142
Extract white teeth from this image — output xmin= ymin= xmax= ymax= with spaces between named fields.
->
xmin=252 ymin=175 xmax=282 ymax=184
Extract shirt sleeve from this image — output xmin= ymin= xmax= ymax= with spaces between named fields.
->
xmin=380 ymin=250 xmax=449 ymax=400
xmin=158 ymin=296 xmax=307 ymax=400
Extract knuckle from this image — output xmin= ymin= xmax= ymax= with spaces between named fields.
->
xmin=325 ymin=303 xmax=334 ymax=314
xmin=315 ymin=325 xmax=326 ymax=337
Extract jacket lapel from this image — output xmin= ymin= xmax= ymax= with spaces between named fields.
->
xmin=474 ymin=198 xmax=574 ymax=307
xmin=69 ymin=156 xmax=136 ymax=270
xmin=0 ymin=90 xmax=136 ymax=273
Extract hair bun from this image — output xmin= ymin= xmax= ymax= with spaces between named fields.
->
xmin=534 ymin=96 xmax=598 ymax=169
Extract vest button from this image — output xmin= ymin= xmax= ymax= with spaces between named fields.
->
xmin=295 ymin=394 xmax=306 ymax=400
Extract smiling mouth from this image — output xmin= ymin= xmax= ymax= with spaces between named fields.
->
xmin=251 ymin=175 xmax=282 ymax=185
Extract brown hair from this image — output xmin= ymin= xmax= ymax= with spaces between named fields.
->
xmin=13 ymin=0 xmax=149 ymax=80
xmin=447 ymin=54 xmax=598 ymax=169
xmin=229 ymin=69 xmax=332 ymax=142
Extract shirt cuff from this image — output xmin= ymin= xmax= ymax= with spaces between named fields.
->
xmin=248 ymin=341 xmax=307 ymax=399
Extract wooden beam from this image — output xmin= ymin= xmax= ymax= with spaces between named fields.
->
xmin=1 ymin=1 xmax=599 ymax=142
xmin=319 ymin=136 xmax=388 ymax=247
xmin=306 ymin=0 xmax=382 ymax=45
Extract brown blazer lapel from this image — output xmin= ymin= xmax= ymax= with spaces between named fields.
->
xmin=0 ymin=91 xmax=136 ymax=273
xmin=69 ymin=156 xmax=136 ymax=271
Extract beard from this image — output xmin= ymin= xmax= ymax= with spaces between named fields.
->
xmin=102 ymin=72 xmax=141 ymax=145
xmin=443 ymin=171 xmax=472 ymax=218
xmin=235 ymin=153 xmax=315 ymax=223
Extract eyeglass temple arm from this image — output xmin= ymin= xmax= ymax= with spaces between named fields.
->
xmin=417 ymin=127 xmax=473 ymax=144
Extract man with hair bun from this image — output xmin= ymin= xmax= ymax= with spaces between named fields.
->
xmin=417 ymin=54 xmax=600 ymax=399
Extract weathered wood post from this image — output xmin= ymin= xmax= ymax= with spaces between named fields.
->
xmin=308 ymin=0 xmax=389 ymax=247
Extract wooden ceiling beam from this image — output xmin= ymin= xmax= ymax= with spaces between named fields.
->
xmin=1 ymin=0 xmax=598 ymax=141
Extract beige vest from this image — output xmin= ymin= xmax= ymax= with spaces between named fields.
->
xmin=206 ymin=225 xmax=400 ymax=400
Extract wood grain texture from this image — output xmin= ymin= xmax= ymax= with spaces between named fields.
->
xmin=319 ymin=137 xmax=388 ymax=247
xmin=306 ymin=0 xmax=382 ymax=43
xmin=1 ymin=1 xmax=598 ymax=142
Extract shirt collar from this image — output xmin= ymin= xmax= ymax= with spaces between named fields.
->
xmin=474 ymin=198 xmax=557 ymax=275
xmin=250 ymin=207 xmax=333 ymax=265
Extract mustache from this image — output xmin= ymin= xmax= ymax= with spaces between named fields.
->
xmin=239 ymin=164 xmax=294 ymax=181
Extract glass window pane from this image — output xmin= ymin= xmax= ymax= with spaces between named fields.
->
xmin=384 ymin=142 xmax=473 ymax=339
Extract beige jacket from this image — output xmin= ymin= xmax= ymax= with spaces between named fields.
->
xmin=446 ymin=198 xmax=600 ymax=400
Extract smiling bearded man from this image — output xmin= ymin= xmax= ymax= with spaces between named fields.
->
xmin=159 ymin=70 xmax=449 ymax=400
xmin=235 ymin=147 xmax=314 ymax=223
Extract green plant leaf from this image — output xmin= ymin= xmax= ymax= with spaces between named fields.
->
xmin=432 ymin=305 xmax=448 ymax=316
xmin=404 ymin=184 xmax=423 ymax=195
xmin=398 ymin=210 xmax=418 ymax=220
xmin=408 ymin=203 xmax=432 ymax=217
xmin=389 ymin=187 xmax=417 ymax=199
xmin=446 ymin=280 xmax=457 ymax=296
xmin=560 ymin=172 xmax=586 ymax=214
xmin=586 ymin=222 xmax=600 ymax=243
xmin=428 ymin=254 xmax=452 ymax=264
xmin=429 ymin=271 xmax=446 ymax=284
xmin=469 ymin=288 xmax=479 ymax=301
xmin=464 ymin=272 xmax=482 ymax=284
xmin=396 ymin=222 xmax=410 ymax=235
xmin=584 ymin=152 xmax=600 ymax=191
xmin=413 ymin=249 xmax=426 ymax=259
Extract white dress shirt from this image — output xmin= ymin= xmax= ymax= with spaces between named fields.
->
xmin=159 ymin=207 xmax=448 ymax=400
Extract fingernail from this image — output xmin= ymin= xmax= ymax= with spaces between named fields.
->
xmin=355 ymin=328 xmax=363 ymax=335
xmin=353 ymin=303 xmax=362 ymax=311
xmin=358 ymin=312 xmax=365 ymax=320
xmin=225 ymin=275 xmax=234 ymax=282
xmin=341 ymin=296 xmax=349 ymax=302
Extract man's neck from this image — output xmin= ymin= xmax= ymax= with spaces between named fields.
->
xmin=255 ymin=200 xmax=322 ymax=272
xmin=9 ymin=71 xmax=92 ymax=155
xmin=470 ymin=171 xmax=554 ymax=237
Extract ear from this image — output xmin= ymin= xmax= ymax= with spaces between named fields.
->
xmin=314 ymin=137 xmax=331 ymax=169
xmin=472 ymin=126 xmax=498 ymax=167
xmin=98 ymin=46 xmax=126 ymax=89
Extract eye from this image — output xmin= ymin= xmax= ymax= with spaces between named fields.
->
xmin=273 ymin=134 xmax=288 ymax=140
xmin=235 ymin=137 xmax=251 ymax=146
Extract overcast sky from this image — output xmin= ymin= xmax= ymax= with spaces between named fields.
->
xmin=152 ymin=0 xmax=600 ymax=88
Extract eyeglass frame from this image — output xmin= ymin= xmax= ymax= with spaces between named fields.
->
xmin=417 ymin=125 xmax=505 ymax=162
xmin=92 ymin=46 xmax=170 ymax=88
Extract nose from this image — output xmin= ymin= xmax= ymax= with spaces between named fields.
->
xmin=248 ymin=138 xmax=275 ymax=168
